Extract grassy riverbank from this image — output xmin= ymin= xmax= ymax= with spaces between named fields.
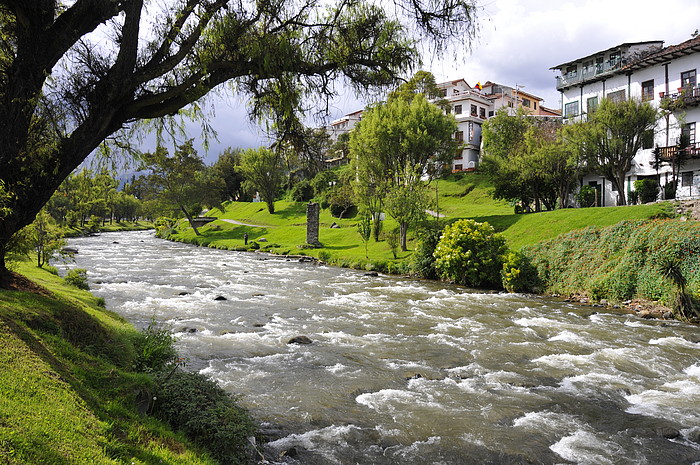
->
xmin=0 ymin=261 xmax=251 ymax=464
xmin=168 ymin=172 xmax=673 ymax=265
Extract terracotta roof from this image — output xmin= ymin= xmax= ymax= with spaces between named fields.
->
xmin=622 ymin=36 xmax=700 ymax=71
xmin=550 ymin=41 xmax=664 ymax=70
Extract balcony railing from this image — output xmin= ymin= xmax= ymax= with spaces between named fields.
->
xmin=556 ymin=58 xmax=627 ymax=90
xmin=658 ymin=143 xmax=700 ymax=161
xmin=662 ymin=85 xmax=700 ymax=107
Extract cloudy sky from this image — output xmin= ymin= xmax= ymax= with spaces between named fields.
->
xmin=184 ymin=0 xmax=700 ymax=161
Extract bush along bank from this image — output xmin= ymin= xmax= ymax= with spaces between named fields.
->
xmin=522 ymin=219 xmax=700 ymax=322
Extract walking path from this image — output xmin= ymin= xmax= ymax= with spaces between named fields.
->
xmin=220 ymin=218 xmax=270 ymax=228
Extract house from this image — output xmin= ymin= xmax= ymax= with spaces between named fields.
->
xmin=436 ymin=79 xmax=492 ymax=171
xmin=326 ymin=78 xmax=554 ymax=173
xmin=551 ymin=37 xmax=700 ymax=205
xmin=436 ymin=79 xmax=557 ymax=171
xmin=480 ymin=81 xmax=556 ymax=117
xmin=327 ymin=109 xmax=363 ymax=142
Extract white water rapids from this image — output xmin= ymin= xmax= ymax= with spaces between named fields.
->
xmin=63 ymin=231 xmax=700 ymax=464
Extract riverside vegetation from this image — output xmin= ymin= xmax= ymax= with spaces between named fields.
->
xmin=0 ymin=260 xmax=256 ymax=464
xmin=162 ymin=171 xmax=698 ymax=321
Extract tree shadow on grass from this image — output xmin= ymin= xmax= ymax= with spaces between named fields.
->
xmin=468 ymin=214 xmax=522 ymax=233
xmin=323 ymin=245 xmax=356 ymax=250
xmin=271 ymin=203 xmax=307 ymax=220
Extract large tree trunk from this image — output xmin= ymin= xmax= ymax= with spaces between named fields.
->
xmin=614 ymin=174 xmax=627 ymax=206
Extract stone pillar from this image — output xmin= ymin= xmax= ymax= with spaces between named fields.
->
xmin=306 ymin=202 xmax=321 ymax=247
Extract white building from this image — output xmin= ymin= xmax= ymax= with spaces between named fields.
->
xmin=436 ymin=79 xmax=492 ymax=171
xmin=327 ymin=109 xmax=363 ymax=142
xmin=552 ymin=37 xmax=700 ymax=206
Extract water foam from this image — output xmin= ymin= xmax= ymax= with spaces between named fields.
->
xmin=550 ymin=430 xmax=624 ymax=465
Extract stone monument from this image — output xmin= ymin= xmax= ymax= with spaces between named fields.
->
xmin=306 ymin=202 xmax=322 ymax=247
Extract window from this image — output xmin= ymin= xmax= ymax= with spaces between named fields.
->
xmin=454 ymin=104 xmax=462 ymax=115
xmin=642 ymin=129 xmax=654 ymax=149
xmin=522 ymin=98 xmax=531 ymax=108
xmin=681 ymin=70 xmax=697 ymax=89
xmin=441 ymin=89 xmax=447 ymax=97
xmin=607 ymin=89 xmax=626 ymax=103
xmin=582 ymin=60 xmax=593 ymax=74
xmin=455 ymin=130 xmax=464 ymax=142
xmin=587 ymin=96 xmax=598 ymax=113
xmin=534 ymin=102 xmax=538 ymax=110
xmin=454 ymin=164 xmax=463 ymax=171
xmin=566 ymin=65 xmax=577 ymax=77
xmin=564 ymin=101 xmax=579 ymax=118
xmin=479 ymin=107 xmax=486 ymax=119
xmin=641 ymin=80 xmax=654 ymax=102
xmin=682 ymin=171 xmax=694 ymax=187
xmin=682 ymin=122 xmax=696 ymax=145
xmin=609 ymin=51 xmax=621 ymax=67
xmin=470 ymin=104 xmax=477 ymax=116
xmin=468 ymin=122 xmax=474 ymax=141
xmin=595 ymin=56 xmax=604 ymax=73
xmin=488 ymin=110 xmax=494 ymax=117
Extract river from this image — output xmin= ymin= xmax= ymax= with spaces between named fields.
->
xmin=63 ymin=230 xmax=700 ymax=464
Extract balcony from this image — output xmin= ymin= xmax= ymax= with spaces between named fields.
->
xmin=658 ymin=143 xmax=700 ymax=161
xmin=555 ymin=58 xmax=627 ymax=90
xmin=661 ymin=85 xmax=700 ymax=107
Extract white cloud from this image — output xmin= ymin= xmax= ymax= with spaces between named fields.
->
xmin=193 ymin=0 xmax=700 ymax=156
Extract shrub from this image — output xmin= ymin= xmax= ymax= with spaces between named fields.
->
xmin=576 ymin=185 xmax=597 ymax=207
xmin=628 ymin=190 xmax=639 ymax=205
xmin=501 ymin=251 xmax=540 ymax=293
xmin=385 ymin=228 xmax=399 ymax=259
xmin=664 ymin=180 xmax=678 ymax=199
xmin=410 ymin=223 xmax=443 ymax=279
xmin=634 ymin=179 xmax=659 ymax=203
xmin=290 ymin=179 xmax=314 ymax=202
xmin=133 ymin=320 xmax=179 ymax=373
xmin=433 ymin=219 xmax=508 ymax=288
xmin=153 ymin=369 xmax=255 ymax=465
xmin=64 ymin=268 xmax=89 ymax=290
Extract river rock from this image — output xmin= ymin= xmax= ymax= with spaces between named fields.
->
xmin=288 ymin=335 xmax=313 ymax=345
xmin=364 ymin=271 xmax=379 ymax=277
xmin=214 ymin=295 xmax=227 ymax=301
xmin=252 ymin=293 xmax=265 ymax=297
xmin=656 ymin=426 xmax=681 ymax=439
xmin=180 ymin=327 xmax=197 ymax=333
xmin=62 ymin=246 xmax=79 ymax=254
xmin=178 ymin=291 xmax=191 ymax=296
xmin=258 ymin=237 xmax=268 ymax=242
xmin=687 ymin=429 xmax=700 ymax=443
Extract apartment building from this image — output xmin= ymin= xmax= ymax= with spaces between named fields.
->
xmin=436 ymin=79 xmax=492 ymax=171
xmin=552 ymin=36 xmax=700 ymax=205
xmin=326 ymin=78 xmax=555 ymax=172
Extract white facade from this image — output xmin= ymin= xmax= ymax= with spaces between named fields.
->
xmin=552 ymin=38 xmax=700 ymax=205
xmin=327 ymin=110 xmax=362 ymax=142
xmin=437 ymin=79 xmax=491 ymax=171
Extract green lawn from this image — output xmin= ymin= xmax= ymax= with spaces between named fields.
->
xmin=170 ymin=172 xmax=677 ymax=269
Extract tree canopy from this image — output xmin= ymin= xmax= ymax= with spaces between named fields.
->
xmin=349 ymin=88 xmax=457 ymax=246
xmin=0 ymin=0 xmax=479 ymax=280
xmin=568 ymin=98 xmax=658 ymax=205
xmin=481 ymin=109 xmax=581 ymax=211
